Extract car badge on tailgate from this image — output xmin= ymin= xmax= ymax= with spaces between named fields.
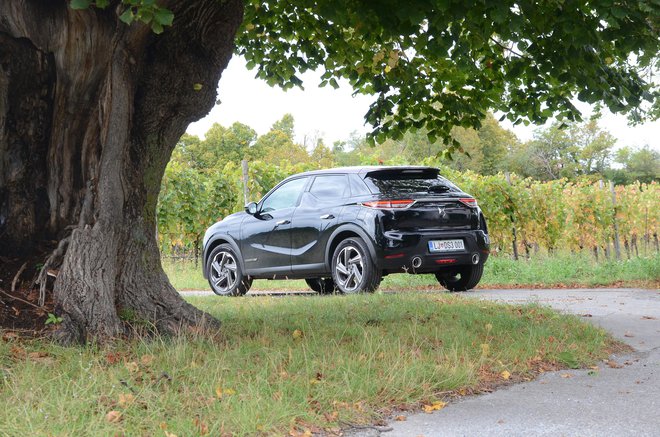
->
xmin=438 ymin=207 xmax=448 ymax=219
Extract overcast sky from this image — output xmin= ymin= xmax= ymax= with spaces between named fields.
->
xmin=187 ymin=56 xmax=660 ymax=152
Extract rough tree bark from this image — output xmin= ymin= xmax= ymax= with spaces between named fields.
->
xmin=0 ymin=0 xmax=243 ymax=343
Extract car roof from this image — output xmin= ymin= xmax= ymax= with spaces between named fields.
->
xmin=289 ymin=165 xmax=438 ymax=179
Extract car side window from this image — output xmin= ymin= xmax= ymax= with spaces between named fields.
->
xmin=309 ymin=175 xmax=349 ymax=200
xmin=349 ymin=174 xmax=371 ymax=196
xmin=261 ymin=177 xmax=308 ymax=212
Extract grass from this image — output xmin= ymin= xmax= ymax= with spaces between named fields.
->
xmin=0 ymin=293 xmax=615 ymax=436
xmin=164 ymin=253 xmax=660 ymax=291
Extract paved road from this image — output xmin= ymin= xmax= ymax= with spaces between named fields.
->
xmin=388 ymin=288 xmax=660 ymax=437
xmin=182 ymin=288 xmax=660 ymax=436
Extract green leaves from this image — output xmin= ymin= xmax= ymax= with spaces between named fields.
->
xmin=69 ymin=0 xmax=91 ymax=9
xmin=118 ymin=2 xmax=174 ymax=34
xmin=236 ymin=0 xmax=659 ymax=149
xmin=118 ymin=8 xmax=134 ymax=24
xmin=154 ymin=8 xmax=174 ymax=26
xmin=69 ymin=0 xmax=174 ymax=34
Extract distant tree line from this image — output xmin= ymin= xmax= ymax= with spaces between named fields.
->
xmin=173 ymin=113 xmax=659 ymax=184
xmin=158 ymin=114 xmax=658 ymax=258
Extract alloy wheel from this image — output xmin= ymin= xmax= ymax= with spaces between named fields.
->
xmin=334 ymin=245 xmax=364 ymax=292
xmin=210 ymin=250 xmax=238 ymax=294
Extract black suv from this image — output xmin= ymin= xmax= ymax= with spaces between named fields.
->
xmin=202 ymin=166 xmax=490 ymax=295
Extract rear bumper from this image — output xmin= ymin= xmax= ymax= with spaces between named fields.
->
xmin=379 ymin=229 xmax=490 ymax=274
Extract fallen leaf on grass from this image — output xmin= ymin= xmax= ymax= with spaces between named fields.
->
xmin=500 ymin=370 xmax=511 ymax=380
xmin=2 ymin=332 xmax=19 ymax=341
xmin=118 ymin=393 xmax=135 ymax=408
xmin=160 ymin=422 xmax=179 ymax=437
xmin=105 ymin=352 xmax=123 ymax=365
xmin=10 ymin=345 xmax=26 ymax=359
xmin=215 ymin=386 xmax=236 ymax=399
xmin=292 ymin=329 xmax=304 ymax=339
xmin=323 ymin=411 xmax=338 ymax=422
xmin=27 ymin=351 xmax=53 ymax=364
xmin=194 ymin=416 xmax=209 ymax=435
xmin=125 ymin=362 xmax=139 ymax=373
xmin=422 ymin=401 xmax=447 ymax=413
xmin=140 ymin=354 xmax=154 ymax=366
xmin=105 ymin=410 xmax=122 ymax=423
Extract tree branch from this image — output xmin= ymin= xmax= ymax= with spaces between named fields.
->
xmin=489 ymin=37 xmax=527 ymax=59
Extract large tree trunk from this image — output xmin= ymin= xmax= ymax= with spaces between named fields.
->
xmin=0 ymin=0 xmax=243 ymax=343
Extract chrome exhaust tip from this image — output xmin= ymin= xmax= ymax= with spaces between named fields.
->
xmin=411 ymin=256 xmax=423 ymax=268
xmin=472 ymin=253 xmax=480 ymax=265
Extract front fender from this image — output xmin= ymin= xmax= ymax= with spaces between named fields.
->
xmin=202 ymin=234 xmax=245 ymax=279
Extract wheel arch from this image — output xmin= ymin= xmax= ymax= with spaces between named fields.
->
xmin=202 ymin=234 xmax=245 ymax=279
xmin=325 ymin=225 xmax=380 ymax=270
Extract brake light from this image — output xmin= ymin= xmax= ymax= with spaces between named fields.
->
xmin=361 ymin=199 xmax=415 ymax=209
xmin=459 ymin=198 xmax=477 ymax=208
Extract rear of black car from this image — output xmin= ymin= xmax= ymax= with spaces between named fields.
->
xmin=202 ymin=165 xmax=490 ymax=295
xmin=356 ymin=167 xmax=490 ymax=278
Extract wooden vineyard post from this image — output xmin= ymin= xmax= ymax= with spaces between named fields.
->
xmin=610 ymin=181 xmax=622 ymax=261
xmin=241 ymin=159 xmax=250 ymax=206
xmin=505 ymin=172 xmax=519 ymax=261
xmin=599 ymin=180 xmax=610 ymax=259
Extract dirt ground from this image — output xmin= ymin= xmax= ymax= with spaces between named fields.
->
xmin=0 ymin=255 xmax=52 ymax=333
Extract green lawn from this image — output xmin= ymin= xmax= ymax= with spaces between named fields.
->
xmin=0 ymin=293 xmax=614 ymax=436
xmin=165 ymin=253 xmax=660 ymax=292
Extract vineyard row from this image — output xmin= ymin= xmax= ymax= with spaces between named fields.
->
xmin=157 ymin=159 xmax=659 ymax=260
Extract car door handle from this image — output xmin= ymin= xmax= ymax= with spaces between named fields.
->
xmin=320 ymin=214 xmax=335 ymax=220
xmin=275 ymin=219 xmax=290 ymax=226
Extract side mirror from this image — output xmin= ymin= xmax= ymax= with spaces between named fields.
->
xmin=245 ymin=202 xmax=258 ymax=215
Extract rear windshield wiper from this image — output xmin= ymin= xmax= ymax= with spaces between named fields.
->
xmin=428 ymin=185 xmax=451 ymax=193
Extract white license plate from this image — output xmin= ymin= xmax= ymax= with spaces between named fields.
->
xmin=428 ymin=239 xmax=465 ymax=252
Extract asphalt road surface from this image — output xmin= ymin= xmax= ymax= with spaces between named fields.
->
xmin=389 ymin=288 xmax=660 ymax=437
xmin=182 ymin=288 xmax=660 ymax=436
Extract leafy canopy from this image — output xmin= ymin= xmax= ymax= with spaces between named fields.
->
xmin=237 ymin=0 xmax=659 ymax=147
xmin=70 ymin=0 xmax=659 ymax=149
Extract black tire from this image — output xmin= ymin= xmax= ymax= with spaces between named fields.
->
xmin=305 ymin=278 xmax=336 ymax=294
xmin=435 ymin=263 xmax=484 ymax=292
xmin=206 ymin=244 xmax=252 ymax=296
xmin=331 ymin=237 xmax=382 ymax=294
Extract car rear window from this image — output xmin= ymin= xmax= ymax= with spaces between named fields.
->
xmin=309 ymin=175 xmax=349 ymax=199
xmin=363 ymin=169 xmax=460 ymax=194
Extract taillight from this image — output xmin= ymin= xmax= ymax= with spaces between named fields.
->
xmin=361 ymin=199 xmax=415 ymax=209
xmin=459 ymin=198 xmax=477 ymax=208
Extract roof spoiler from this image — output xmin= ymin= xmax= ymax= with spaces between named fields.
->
xmin=364 ymin=167 xmax=439 ymax=180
